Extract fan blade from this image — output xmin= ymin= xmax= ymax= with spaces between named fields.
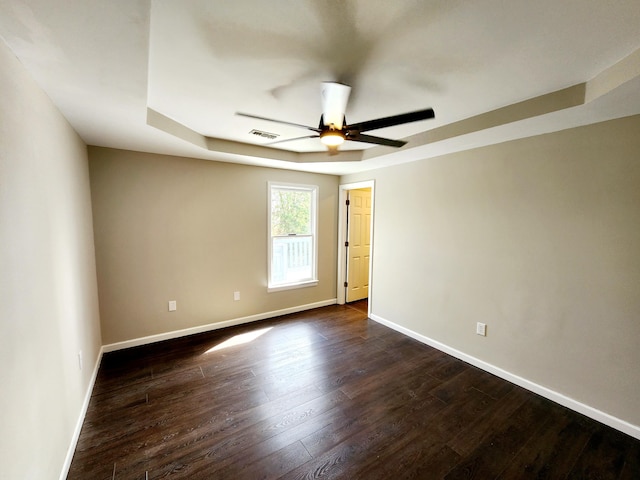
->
xmin=348 ymin=108 xmax=435 ymax=133
xmin=347 ymin=132 xmax=406 ymax=148
xmin=267 ymin=135 xmax=319 ymax=146
xmin=321 ymin=82 xmax=351 ymax=129
xmin=236 ymin=112 xmax=321 ymax=132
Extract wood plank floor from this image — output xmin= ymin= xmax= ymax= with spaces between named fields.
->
xmin=68 ymin=303 xmax=640 ymax=479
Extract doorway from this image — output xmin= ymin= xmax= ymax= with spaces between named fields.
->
xmin=337 ymin=181 xmax=375 ymax=316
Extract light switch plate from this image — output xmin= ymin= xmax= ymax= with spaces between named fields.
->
xmin=476 ymin=322 xmax=486 ymax=336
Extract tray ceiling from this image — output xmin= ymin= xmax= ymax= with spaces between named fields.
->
xmin=1 ymin=0 xmax=639 ymax=174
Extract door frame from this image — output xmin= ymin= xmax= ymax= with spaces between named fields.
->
xmin=337 ymin=180 xmax=375 ymax=314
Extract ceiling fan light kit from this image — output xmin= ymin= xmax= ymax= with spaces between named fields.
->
xmin=319 ymin=130 xmax=345 ymax=146
xmin=237 ymin=82 xmax=435 ymax=154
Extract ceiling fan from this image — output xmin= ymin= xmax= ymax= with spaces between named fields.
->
xmin=237 ymin=82 xmax=435 ymax=154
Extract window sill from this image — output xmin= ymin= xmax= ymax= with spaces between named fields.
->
xmin=268 ymin=280 xmax=318 ymax=293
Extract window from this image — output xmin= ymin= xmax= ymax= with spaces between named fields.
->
xmin=268 ymin=182 xmax=318 ymax=291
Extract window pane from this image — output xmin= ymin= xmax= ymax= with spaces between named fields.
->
xmin=271 ymin=188 xmax=311 ymax=236
xmin=268 ymin=182 xmax=317 ymax=290
xmin=271 ymin=236 xmax=313 ymax=284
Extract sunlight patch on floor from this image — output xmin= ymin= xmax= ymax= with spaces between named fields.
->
xmin=205 ymin=327 xmax=273 ymax=353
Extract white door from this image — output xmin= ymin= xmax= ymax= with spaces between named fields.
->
xmin=346 ymin=188 xmax=371 ymax=302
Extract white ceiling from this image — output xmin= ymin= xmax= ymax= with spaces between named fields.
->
xmin=1 ymin=0 xmax=639 ymax=175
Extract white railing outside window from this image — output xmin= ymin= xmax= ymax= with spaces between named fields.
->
xmin=271 ymin=236 xmax=312 ymax=284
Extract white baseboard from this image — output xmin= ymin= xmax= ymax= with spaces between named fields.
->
xmin=59 ymin=345 xmax=104 ymax=480
xmin=369 ymin=313 xmax=640 ymax=441
xmin=103 ymin=298 xmax=337 ymax=352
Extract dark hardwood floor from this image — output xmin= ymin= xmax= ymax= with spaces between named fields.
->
xmin=346 ymin=298 xmax=368 ymax=314
xmin=68 ymin=304 xmax=640 ymax=479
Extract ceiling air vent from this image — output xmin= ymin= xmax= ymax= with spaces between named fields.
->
xmin=249 ymin=129 xmax=279 ymax=140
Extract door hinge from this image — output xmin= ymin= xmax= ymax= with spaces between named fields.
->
xmin=344 ymin=241 xmax=349 ymax=247
xmin=345 ymin=199 xmax=350 ymax=206
xmin=344 ymin=281 xmax=348 ymax=287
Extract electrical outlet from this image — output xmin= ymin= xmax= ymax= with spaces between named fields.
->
xmin=234 ymin=291 xmax=240 ymax=301
xmin=78 ymin=351 xmax=83 ymax=371
xmin=476 ymin=322 xmax=487 ymax=336
xmin=168 ymin=300 xmax=177 ymax=312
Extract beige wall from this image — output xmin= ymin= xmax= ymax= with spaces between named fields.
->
xmin=89 ymin=147 xmax=339 ymax=345
xmin=0 ymin=40 xmax=102 ymax=478
xmin=343 ymin=115 xmax=640 ymax=428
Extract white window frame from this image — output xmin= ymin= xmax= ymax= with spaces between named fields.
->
xmin=268 ymin=182 xmax=319 ymax=292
